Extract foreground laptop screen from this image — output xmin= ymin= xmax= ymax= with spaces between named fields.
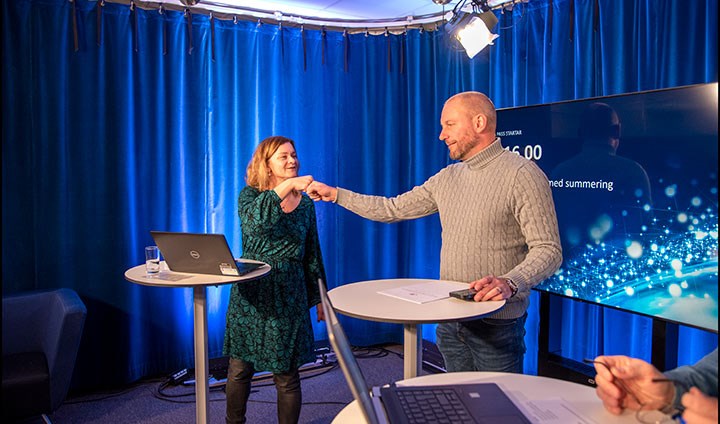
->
xmin=318 ymin=280 xmax=382 ymax=424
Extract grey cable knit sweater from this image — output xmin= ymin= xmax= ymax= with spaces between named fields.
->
xmin=336 ymin=139 xmax=562 ymax=319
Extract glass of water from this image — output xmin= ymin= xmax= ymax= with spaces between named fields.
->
xmin=145 ymin=246 xmax=160 ymax=274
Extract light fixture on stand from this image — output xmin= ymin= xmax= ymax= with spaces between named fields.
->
xmin=444 ymin=0 xmax=499 ymax=58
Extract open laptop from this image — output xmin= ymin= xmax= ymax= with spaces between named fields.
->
xmin=150 ymin=231 xmax=265 ymax=277
xmin=318 ymin=279 xmax=532 ymax=424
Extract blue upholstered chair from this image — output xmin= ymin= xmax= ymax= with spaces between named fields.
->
xmin=2 ymin=288 xmax=87 ymax=423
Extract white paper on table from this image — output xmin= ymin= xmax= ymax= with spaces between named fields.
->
xmin=510 ymin=393 xmax=599 ymax=424
xmin=377 ymin=281 xmax=465 ymax=304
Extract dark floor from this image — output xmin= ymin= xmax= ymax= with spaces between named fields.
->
xmin=41 ymin=343 xmax=439 ymax=424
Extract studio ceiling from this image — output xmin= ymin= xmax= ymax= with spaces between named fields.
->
xmin=209 ymin=0 xmax=453 ymax=20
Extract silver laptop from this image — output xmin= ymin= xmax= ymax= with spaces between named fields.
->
xmin=318 ymin=279 xmax=532 ymax=424
xmin=150 ymin=231 xmax=264 ymax=276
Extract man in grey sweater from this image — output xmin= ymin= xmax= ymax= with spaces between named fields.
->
xmin=306 ymin=91 xmax=562 ymax=373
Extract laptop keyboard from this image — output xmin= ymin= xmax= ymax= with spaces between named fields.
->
xmin=395 ymin=388 xmax=474 ymax=423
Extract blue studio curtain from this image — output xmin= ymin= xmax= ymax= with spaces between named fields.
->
xmin=2 ymin=0 xmax=717 ymax=389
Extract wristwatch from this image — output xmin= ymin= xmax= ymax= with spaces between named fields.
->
xmin=506 ymin=278 xmax=518 ymax=298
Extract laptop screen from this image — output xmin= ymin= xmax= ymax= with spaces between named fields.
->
xmin=319 ymin=279 xmax=383 ymax=424
xmin=150 ymin=231 xmax=260 ymax=276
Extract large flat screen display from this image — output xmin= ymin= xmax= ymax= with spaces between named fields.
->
xmin=496 ymin=83 xmax=718 ymax=332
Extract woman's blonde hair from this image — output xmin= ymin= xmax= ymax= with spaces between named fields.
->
xmin=246 ymin=136 xmax=297 ymax=191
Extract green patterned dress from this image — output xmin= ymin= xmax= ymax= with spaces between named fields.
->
xmin=223 ymin=186 xmax=326 ymax=373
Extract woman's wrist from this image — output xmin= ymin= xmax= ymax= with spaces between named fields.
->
xmin=273 ymin=180 xmax=294 ymax=199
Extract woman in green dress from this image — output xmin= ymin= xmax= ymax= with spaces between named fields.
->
xmin=224 ymin=136 xmax=327 ymax=424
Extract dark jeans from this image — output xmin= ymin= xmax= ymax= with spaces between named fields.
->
xmin=436 ymin=313 xmax=528 ymax=373
xmin=225 ymin=358 xmax=302 ymax=424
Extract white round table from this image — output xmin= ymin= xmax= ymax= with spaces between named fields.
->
xmin=333 ymin=371 xmax=643 ymax=423
xmin=328 ymin=279 xmax=505 ymax=379
xmin=124 ymin=260 xmax=270 ymax=424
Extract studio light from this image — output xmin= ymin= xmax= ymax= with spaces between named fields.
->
xmin=456 ymin=10 xmax=498 ymax=58
xmin=445 ymin=0 xmax=500 ymax=58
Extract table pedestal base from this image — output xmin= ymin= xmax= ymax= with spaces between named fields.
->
xmin=193 ymin=286 xmax=210 ymax=424
xmin=403 ymin=324 xmax=422 ymax=379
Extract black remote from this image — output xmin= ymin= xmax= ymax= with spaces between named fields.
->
xmin=449 ymin=288 xmax=478 ymax=301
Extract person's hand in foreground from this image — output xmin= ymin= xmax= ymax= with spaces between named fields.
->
xmin=592 ymin=355 xmax=673 ymax=414
xmin=681 ymin=387 xmax=718 ymax=424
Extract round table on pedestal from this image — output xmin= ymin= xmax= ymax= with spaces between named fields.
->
xmin=333 ymin=371 xmax=643 ymax=423
xmin=124 ymin=260 xmax=270 ymax=424
xmin=328 ymin=278 xmax=505 ymax=379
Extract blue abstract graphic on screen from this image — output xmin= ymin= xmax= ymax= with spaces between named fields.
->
xmin=496 ymin=83 xmax=718 ymax=332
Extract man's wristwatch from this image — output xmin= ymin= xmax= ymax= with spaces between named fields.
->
xmin=506 ymin=278 xmax=518 ymax=298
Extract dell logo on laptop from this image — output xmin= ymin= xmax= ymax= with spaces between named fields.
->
xmin=190 ymin=250 xmax=201 ymax=259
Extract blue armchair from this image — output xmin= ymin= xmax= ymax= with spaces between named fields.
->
xmin=2 ymin=288 xmax=87 ymax=422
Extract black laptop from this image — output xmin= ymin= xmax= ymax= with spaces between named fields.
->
xmin=318 ymin=279 xmax=532 ymax=424
xmin=150 ymin=231 xmax=265 ymax=277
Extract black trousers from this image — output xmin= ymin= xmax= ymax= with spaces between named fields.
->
xmin=225 ymin=358 xmax=302 ymax=424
